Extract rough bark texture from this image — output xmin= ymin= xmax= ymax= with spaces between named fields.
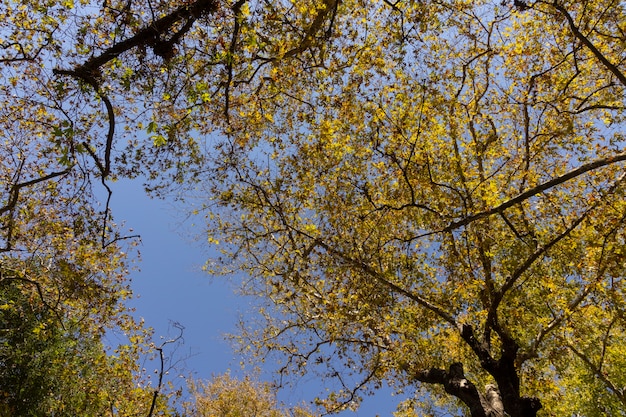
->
xmin=414 ymin=361 xmax=540 ymax=417
xmin=416 ymin=363 xmax=488 ymax=417
xmin=411 ymin=324 xmax=542 ymax=417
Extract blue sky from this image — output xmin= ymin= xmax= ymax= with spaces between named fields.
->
xmin=110 ymin=179 xmax=401 ymax=416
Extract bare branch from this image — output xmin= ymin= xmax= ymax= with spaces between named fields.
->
xmin=147 ymin=322 xmax=185 ymax=417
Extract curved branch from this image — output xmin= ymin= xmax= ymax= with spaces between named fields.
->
xmin=0 ymin=268 xmax=66 ymax=329
xmin=52 ymin=71 xmax=119 ymax=248
xmin=0 ymin=169 xmax=71 ymax=217
xmin=52 ymin=69 xmax=116 ymax=179
xmin=549 ymin=1 xmax=626 ymax=88
xmin=147 ymin=322 xmax=185 ymax=417
xmin=1 ymin=168 xmax=71 ymax=251
xmin=414 ymin=362 xmax=487 ymax=417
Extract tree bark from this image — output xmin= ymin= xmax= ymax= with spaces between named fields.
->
xmin=415 ymin=363 xmax=488 ymax=417
xmin=413 ymin=361 xmax=541 ymax=417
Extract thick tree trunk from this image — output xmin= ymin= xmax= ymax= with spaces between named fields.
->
xmin=414 ymin=362 xmax=541 ymax=417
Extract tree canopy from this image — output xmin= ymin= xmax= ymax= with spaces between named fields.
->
xmin=1 ymin=0 xmax=626 ymax=415
xmin=199 ymin=1 xmax=626 ymax=416
xmin=0 ymin=261 xmax=162 ymax=416
xmin=183 ymin=373 xmax=317 ymax=417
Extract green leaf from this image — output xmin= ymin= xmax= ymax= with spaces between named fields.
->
xmin=152 ymin=135 xmax=167 ymax=147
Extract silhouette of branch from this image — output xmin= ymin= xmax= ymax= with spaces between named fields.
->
xmin=147 ymin=322 xmax=185 ymax=417
xmin=440 ymin=150 xmax=626 ymax=234
xmin=1 ymin=168 xmax=71 ymax=252
xmin=549 ymin=1 xmax=626 ymax=87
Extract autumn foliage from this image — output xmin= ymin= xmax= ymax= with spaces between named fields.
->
xmin=1 ymin=0 xmax=626 ymax=415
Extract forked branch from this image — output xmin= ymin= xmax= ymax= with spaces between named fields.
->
xmin=548 ymin=1 xmax=626 ymax=87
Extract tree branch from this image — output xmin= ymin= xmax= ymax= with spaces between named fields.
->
xmin=0 ymin=267 xmax=66 ymax=330
xmin=549 ymin=1 xmax=626 ymax=87
xmin=568 ymin=342 xmax=626 ymax=405
xmin=54 ymin=0 xmax=218 ymax=247
xmin=441 ymin=150 xmax=626 ymax=234
xmin=147 ymin=322 xmax=185 ymax=417
xmin=55 ymin=0 xmax=218 ymax=80
xmin=223 ymin=0 xmax=248 ymax=123
xmin=313 ymin=238 xmax=458 ymax=327
xmin=283 ymin=0 xmax=341 ymax=58
xmin=1 ymin=168 xmax=72 ymax=251
xmin=414 ymin=362 xmax=487 ymax=417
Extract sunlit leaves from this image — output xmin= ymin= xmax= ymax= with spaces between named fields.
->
xmin=3 ymin=0 xmax=626 ymax=414
xmin=0 ymin=262 xmax=158 ymax=416
xmin=199 ymin=0 xmax=626 ymax=415
xmin=184 ymin=373 xmax=318 ymax=417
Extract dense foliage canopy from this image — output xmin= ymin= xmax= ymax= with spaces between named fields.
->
xmin=183 ymin=374 xmax=317 ymax=417
xmin=200 ymin=1 xmax=626 ymax=416
xmin=1 ymin=0 xmax=626 ymax=415
xmin=0 ymin=261 xmax=160 ymax=416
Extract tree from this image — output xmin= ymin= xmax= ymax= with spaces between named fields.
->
xmin=198 ymin=1 xmax=626 ymax=416
xmin=2 ymin=0 xmax=626 ymax=415
xmin=1 ymin=0 xmax=339 ymax=413
xmin=0 ymin=263 xmax=163 ymax=417
xmin=183 ymin=373 xmax=317 ymax=417
xmin=0 ymin=0 xmax=346 ymax=257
